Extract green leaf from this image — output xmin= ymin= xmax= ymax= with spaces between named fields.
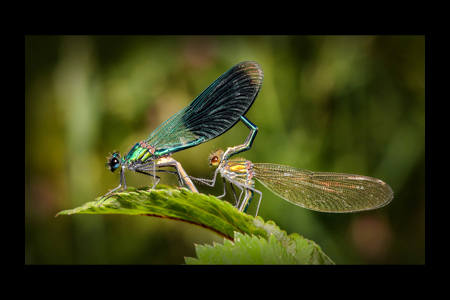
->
xmin=185 ymin=231 xmax=333 ymax=265
xmin=57 ymin=186 xmax=257 ymax=240
xmin=186 ymin=232 xmax=300 ymax=264
xmin=57 ymin=186 xmax=334 ymax=264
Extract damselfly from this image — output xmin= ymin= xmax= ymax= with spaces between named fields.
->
xmin=100 ymin=61 xmax=264 ymax=204
xmin=193 ymin=146 xmax=394 ymax=216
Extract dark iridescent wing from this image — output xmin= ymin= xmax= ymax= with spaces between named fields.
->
xmin=252 ymin=163 xmax=394 ymax=213
xmin=146 ymin=61 xmax=263 ymax=153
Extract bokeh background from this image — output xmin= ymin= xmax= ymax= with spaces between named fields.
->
xmin=25 ymin=35 xmax=425 ymax=264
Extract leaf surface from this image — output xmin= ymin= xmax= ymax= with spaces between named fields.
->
xmin=57 ymin=186 xmax=334 ymax=264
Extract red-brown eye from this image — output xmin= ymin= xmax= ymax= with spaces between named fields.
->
xmin=210 ymin=156 xmax=220 ymax=166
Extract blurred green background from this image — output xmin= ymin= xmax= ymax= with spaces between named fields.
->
xmin=25 ymin=35 xmax=425 ymax=264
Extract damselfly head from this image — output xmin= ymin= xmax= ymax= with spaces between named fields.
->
xmin=209 ymin=149 xmax=224 ymax=167
xmin=106 ymin=152 xmax=121 ymax=173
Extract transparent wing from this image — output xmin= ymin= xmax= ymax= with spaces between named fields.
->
xmin=252 ymin=163 xmax=394 ymax=213
xmin=146 ymin=61 xmax=263 ymax=152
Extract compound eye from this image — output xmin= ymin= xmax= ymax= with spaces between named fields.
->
xmin=210 ymin=156 xmax=220 ymax=167
xmin=107 ymin=153 xmax=121 ymax=172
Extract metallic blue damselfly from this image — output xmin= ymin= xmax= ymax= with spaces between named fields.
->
xmin=100 ymin=61 xmax=264 ymax=204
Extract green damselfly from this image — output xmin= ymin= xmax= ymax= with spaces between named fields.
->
xmin=193 ymin=144 xmax=394 ymax=216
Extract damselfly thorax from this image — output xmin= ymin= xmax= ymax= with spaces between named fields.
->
xmin=122 ymin=141 xmax=156 ymax=166
xmin=221 ymin=158 xmax=256 ymax=212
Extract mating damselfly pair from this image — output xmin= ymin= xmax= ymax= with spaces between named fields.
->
xmin=99 ymin=61 xmax=393 ymax=216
